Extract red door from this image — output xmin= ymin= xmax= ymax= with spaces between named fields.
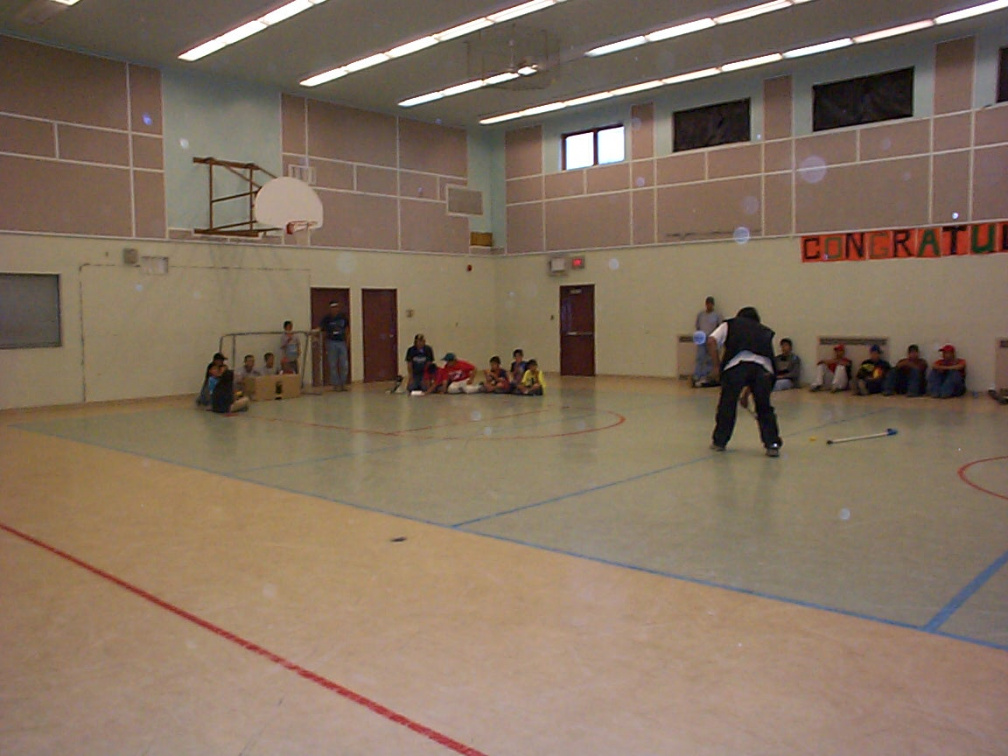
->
xmin=361 ymin=288 xmax=398 ymax=383
xmin=559 ymin=284 xmax=595 ymax=376
xmin=311 ymin=287 xmax=350 ymax=386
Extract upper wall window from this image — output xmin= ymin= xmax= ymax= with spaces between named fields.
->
xmin=998 ymin=47 xmax=1008 ymax=103
xmin=813 ymin=68 xmax=913 ymax=132
xmin=673 ymin=99 xmax=750 ymax=152
xmin=562 ymin=124 xmax=625 ymax=170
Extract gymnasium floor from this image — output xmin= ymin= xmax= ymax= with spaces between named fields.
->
xmin=2 ymin=377 xmax=1007 ymax=755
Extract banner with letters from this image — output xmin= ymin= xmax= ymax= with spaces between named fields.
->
xmin=801 ymin=221 xmax=1008 ymax=262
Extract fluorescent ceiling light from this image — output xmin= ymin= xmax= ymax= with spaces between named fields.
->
xmin=585 ymin=36 xmax=646 ymax=57
xmin=398 ymin=91 xmax=445 ymax=107
xmin=49 ymin=0 xmax=82 ymax=5
xmin=441 ymin=79 xmax=485 ymax=97
xmin=485 ymin=72 xmax=522 ymax=85
xmin=299 ymin=68 xmax=348 ymax=86
xmin=715 ymin=0 xmax=791 ymax=25
xmin=663 ymin=67 xmax=720 ymax=84
xmin=386 ymin=36 xmax=439 ymax=58
xmin=488 ymin=0 xmax=556 ymax=23
xmin=260 ymin=0 xmax=313 ymax=26
xmin=935 ymin=0 xmax=1008 ymax=24
xmin=517 ymin=65 xmax=538 ymax=76
xmin=645 ymin=18 xmax=716 ymax=42
xmin=180 ymin=0 xmax=329 ymax=61
xmin=782 ymin=37 xmax=852 ymax=58
xmin=434 ymin=18 xmax=494 ymax=41
xmin=609 ymin=80 xmax=665 ymax=96
xmin=564 ymin=92 xmax=616 ymax=108
xmin=343 ymin=53 xmax=389 ymax=72
xmin=721 ymin=52 xmax=783 ymax=71
xmin=853 ymin=20 xmax=934 ymax=43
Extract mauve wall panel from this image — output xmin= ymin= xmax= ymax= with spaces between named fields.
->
xmin=586 ymin=163 xmax=630 ymax=193
xmin=0 ymin=115 xmax=54 ymax=157
xmin=764 ymin=140 xmax=793 ymax=173
xmin=860 ymin=120 xmax=930 ymax=160
xmin=310 ymin=159 xmax=354 ymax=190
xmin=656 ymin=152 xmax=704 ymax=185
xmin=507 ymin=203 xmax=544 ymax=253
xmin=0 ymin=155 xmax=131 ymax=235
xmin=132 ymin=135 xmax=163 ymax=170
xmin=545 ymin=170 xmax=584 ymax=199
xmin=545 ymin=193 xmax=630 ymax=251
xmin=134 ymin=169 xmax=166 ymax=238
xmin=314 ymin=191 xmax=398 ymax=250
xmin=356 ymin=166 xmax=398 ymax=196
xmin=631 ymin=103 xmax=654 ymax=160
xmin=974 ymin=104 xmax=1008 ymax=146
xmin=0 ymin=37 xmax=127 ymax=129
xmin=57 ymin=124 xmax=129 ymax=165
xmin=973 ymin=145 xmax=1008 ymax=221
xmin=400 ymin=199 xmax=468 ymax=254
xmin=507 ymin=176 xmax=543 ymax=204
xmin=932 ymin=151 xmax=970 ymax=224
xmin=632 ymin=189 xmax=655 ymax=246
xmin=795 ymin=157 xmax=929 ymax=234
xmin=281 ymin=95 xmax=306 ymax=154
xmin=656 ymin=177 xmax=762 ymax=243
xmin=505 ymin=126 xmax=542 ymax=178
xmin=400 ymin=171 xmax=438 ymax=200
xmin=934 ymin=37 xmax=975 ymax=115
xmin=708 ymin=143 xmax=761 ymax=179
xmin=933 ymin=113 xmax=972 ymax=151
xmin=764 ymin=76 xmax=792 ymax=140
xmin=128 ymin=65 xmax=162 ymax=136
xmin=631 ymin=159 xmax=655 ymax=188
xmin=795 ymin=130 xmax=856 ymax=168
xmin=764 ymin=172 xmax=792 ymax=237
xmin=439 ymin=175 xmax=466 ymax=200
xmin=400 ymin=119 xmax=467 ymax=177
xmin=307 ymin=101 xmax=396 ymax=166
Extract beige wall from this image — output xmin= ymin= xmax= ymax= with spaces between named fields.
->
xmin=0 ymin=235 xmax=496 ymax=409
xmin=494 ymin=241 xmax=1008 ymax=388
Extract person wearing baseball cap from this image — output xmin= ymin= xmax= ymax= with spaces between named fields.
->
xmin=927 ymin=344 xmax=967 ymax=398
xmin=809 ymin=343 xmax=852 ymax=392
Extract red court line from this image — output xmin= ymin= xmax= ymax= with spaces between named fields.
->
xmin=958 ymin=456 xmax=1008 ymax=502
xmin=0 ymin=521 xmax=488 ymax=756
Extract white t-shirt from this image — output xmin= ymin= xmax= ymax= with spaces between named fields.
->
xmin=708 ymin=321 xmax=773 ymax=373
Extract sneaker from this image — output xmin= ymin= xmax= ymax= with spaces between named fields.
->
xmin=710 ymin=443 xmax=726 ymax=452
xmin=809 ymin=385 xmax=821 ymax=393
xmin=766 ymin=444 xmax=781 ymax=458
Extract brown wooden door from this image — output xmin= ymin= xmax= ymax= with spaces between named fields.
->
xmin=361 ymin=288 xmax=398 ymax=383
xmin=311 ymin=287 xmax=350 ymax=386
xmin=559 ymin=284 xmax=595 ymax=376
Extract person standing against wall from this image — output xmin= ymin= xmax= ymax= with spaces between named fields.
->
xmin=693 ymin=296 xmax=722 ymax=387
xmin=319 ymin=301 xmax=349 ymax=391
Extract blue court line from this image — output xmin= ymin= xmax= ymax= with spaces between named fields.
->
xmin=451 ymin=453 xmax=715 ymax=527
xmin=924 ymin=546 xmax=1008 ymax=632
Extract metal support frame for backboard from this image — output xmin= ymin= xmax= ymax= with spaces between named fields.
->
xmin=192 ymin=157 xmax=277 ymax=237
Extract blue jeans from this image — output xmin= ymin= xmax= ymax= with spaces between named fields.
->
xmin=882 ymin=367 xmax=923 ymax=396
xmin=927 ymin=369 xmax=964 ymax=398
xmin=694 ymin=343 xmax=713 ymax=380
xmin=326 ymin=340 xmax=348 ymax=387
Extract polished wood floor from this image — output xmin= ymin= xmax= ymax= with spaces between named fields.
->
xmin=2 ymin=378 xmax=1007 ymax=755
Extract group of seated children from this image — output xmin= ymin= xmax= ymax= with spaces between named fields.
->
xmin=196 ymin=352 xmax=250 ymax=414
xmin=404 ymin=336 xmax=544 ymax=395
xmin=809 ymin=343 xmax=966 ymax=398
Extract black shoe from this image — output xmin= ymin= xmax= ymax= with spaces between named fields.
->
xmin=710 ymin=443 xmax=726 ymax=452
xmin=766 ymin=444 xmax=780 ymax=458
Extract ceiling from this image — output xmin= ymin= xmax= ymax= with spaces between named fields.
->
xmin=1 ymin=0 xmax=1002 ymax=128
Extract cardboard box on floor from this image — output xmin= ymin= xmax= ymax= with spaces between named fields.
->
xmin=246 ymin=374 xmax=301 ymax=401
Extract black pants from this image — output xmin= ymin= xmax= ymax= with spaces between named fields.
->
xmin=712 ymin=362 xmax=781 ymax=449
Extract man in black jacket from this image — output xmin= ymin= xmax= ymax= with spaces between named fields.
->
xmin=705 ymin=306 xmax=783 ymax=457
